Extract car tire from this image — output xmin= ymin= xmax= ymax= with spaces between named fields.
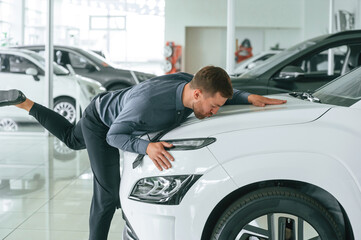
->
xmin=211 ymin=187 xmax=344 ymax=240
xmin=53 ymin=97 xmax=77 ymax=124
xmin=107 ymin=83 xmax=130 ymax=91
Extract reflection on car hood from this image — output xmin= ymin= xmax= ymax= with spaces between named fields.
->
xmin=161 ymin=95 xmax=332 ymax=140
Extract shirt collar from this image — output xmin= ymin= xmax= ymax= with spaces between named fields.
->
xmin=176 ymin=82 xmax=187 ymax=111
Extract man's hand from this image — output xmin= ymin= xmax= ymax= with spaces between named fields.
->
xmin=146 ymin=142 xmax=174 ymax=171
xmin=248 ymin=94 xmax=287 ymax=107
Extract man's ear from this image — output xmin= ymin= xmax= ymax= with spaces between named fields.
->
xmin=193 ymin=89 xmax=202 ymax=100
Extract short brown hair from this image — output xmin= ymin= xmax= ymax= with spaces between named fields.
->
xmin=190 ymin=66 xmax=233 ymax=98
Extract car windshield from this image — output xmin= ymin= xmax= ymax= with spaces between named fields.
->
xmin=240 ymin=35 xmax=327 ymax=78
xmin=313 ymin=66 xmax=361 ymax=107
xmin=27 ymin=51 xmax=70 ymax=75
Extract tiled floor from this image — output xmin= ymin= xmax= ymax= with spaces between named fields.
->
xmin=0 ymin=135 xmax=125 ymax=240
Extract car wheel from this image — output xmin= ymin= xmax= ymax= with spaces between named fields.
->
xmin=53 ymin=138 xmax=76 ymax=161
xmin=107 ymin=83 xmax=130 ymax=91
xmin=53 ymin=98 xmax=76 ymax=124
xmin=211 ymin=187 xmax=343 ymax=240
xmin=0 ymin=118 xmax=18 ymax=132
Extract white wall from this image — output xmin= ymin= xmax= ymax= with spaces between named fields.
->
xmin=303 ymin=0 xmax=329 ymax=40
xmin=165 ymin=0 xmax=304 ymax=71
xmin=165 ymin=0 xmax=303 ymax=45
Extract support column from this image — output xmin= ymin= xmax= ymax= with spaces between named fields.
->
xmin=45 ymin=0 xmax=54 ymax=121
xmin=226 ymin=0 xmax=235 ymax=74
xmin=327 ymin=0 xmax=334 ymax=76
xmin=20 ymin=0 xmax=25 ymax=45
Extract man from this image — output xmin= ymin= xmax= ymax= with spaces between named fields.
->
xmin=0 ymin=66 xmax=286 ymax=239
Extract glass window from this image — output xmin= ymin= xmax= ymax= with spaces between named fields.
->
xmin=25 ymin=51 xmax=69 ymax=76
xmin=314 ymin=67 xmax=361 ymax=107
xmin=296 ymin=45 xmax=348 ymax=75
xmin=8 ymin=55 xmax=38 ymax=74
xmin=68 ymin=52 xmax=90 ymax=68
xmin=0 ymin=54 xmax=10 ymax=72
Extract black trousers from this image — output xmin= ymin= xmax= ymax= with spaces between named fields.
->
xmin=29 ymin=98 xmax=121 ymax=240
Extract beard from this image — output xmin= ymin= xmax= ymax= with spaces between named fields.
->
xmin=194 ymin=110 xmax=206 ymax=119
xmin=193 ymin=102 xmax=210 ymax=119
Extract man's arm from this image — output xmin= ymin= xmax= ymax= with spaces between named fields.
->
xmin=225 ymin=88 xmax=251 ymax=105
xmin=106 ymin=121 xmax=149 ymax=154
xmin=107 ymin=118 xmax=174 ymax=171
xmin=226 ymin=88 xmax=287 ymax=106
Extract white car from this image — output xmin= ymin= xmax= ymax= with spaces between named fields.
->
xmin=120 ymin=67 xmax=361 ymax=239
xmin=0 ymin=49 xmax=105 ymax=129
xmin=232 ymin=50 xmax=281 ymax=76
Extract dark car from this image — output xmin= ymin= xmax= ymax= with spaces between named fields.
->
xmin=232 ymin=30 xmax=361 ymax=95
xmin=13 ymin=45 xmax=156 ymax=90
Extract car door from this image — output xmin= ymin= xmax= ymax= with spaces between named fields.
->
xmin=0 ymin=53 xmax=45 ymax=119
xmin=268 ymin=45 xmax=349 ymax=94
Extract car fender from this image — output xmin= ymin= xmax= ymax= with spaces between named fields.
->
xmin=174 ymin=165 xmax=238 ymax=240
xmin=102 ymin=78 xmax=133 ymax=90
xmin=220 ymin=152 xmax=361 ymax=239
xmin=53 ymin=76 xmax=89 ymax=111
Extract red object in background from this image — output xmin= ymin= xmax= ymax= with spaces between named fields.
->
xmin=164 ymin=41 xmax=182 ymax=74
xmin=235 ymin=38 xmax=253 ymax=63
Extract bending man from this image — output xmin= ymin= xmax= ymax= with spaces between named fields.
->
xmin=0 ymin=66 xmax=286 ymax=240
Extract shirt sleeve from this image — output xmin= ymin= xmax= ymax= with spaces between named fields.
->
xmin=106 ymin=102 xmax=150 ymax=155
xmin=225 ymin=88 xmax=251 ymax=105
xmin=106 ymin=121 xmax=150 ymax=155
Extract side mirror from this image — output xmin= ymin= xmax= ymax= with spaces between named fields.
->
xmin=25 ymin=68 xmax=40 ymax=81
xmin=278 ymin=65 xmax=305 ymax=79
xmin=246 ymin=62 xmax=257 ymax=69
xmin=25 ymin=67 xmax=38 ymax=76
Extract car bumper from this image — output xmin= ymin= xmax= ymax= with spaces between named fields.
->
xmin=120 ymin=149 xmax=238 ymax=240
xmin=122 ymin=214 xmax=140 ymax=240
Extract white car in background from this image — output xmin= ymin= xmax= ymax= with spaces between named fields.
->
xmin=0 ymin=49 xmax=105 ymax=130
xmin=120 ymin=67 xmax=361 ymax=239
xmin=232 ymin=50 xmax=281 ymax=76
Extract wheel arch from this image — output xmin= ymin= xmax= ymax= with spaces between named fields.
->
xmin=102 ymin=79 xmax=133 ymax=90
xmin=200 ymin=179 xmax=354 ymax=240
xmin=53 ymin=95 xmax=76 ymax=104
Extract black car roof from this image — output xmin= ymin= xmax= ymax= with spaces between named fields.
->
xmin=326 ymin=30 xmax=361 ymax=39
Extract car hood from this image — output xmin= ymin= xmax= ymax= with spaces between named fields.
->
xmin=121 ymin=94 xmax=332 ymax=185
xmin=160 ymin=94 xmax=332 ymax=140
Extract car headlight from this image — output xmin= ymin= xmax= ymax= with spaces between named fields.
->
xmin=129 ymin=175 xmax=202 ymax=205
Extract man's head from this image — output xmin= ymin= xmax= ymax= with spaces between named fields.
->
xmin=189 ymin=66 xmax=233 ymax=119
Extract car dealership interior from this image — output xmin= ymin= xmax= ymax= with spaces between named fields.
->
xmin=1 ymin=0 xmax=361 ymax=240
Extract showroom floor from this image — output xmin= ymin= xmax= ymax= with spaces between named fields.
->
xmin=0 ymin=134 xmax=125 ymax=240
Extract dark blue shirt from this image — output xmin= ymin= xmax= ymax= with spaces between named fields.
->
xmin=97 ymin=72 xmax=250 ymax=154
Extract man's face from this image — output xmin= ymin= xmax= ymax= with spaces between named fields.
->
xmin=192 ymin=91 xmax=228 ymax=119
